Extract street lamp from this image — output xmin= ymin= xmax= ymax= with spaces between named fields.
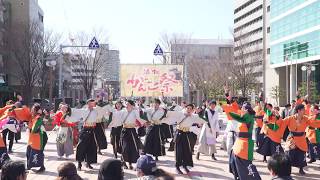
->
xmin=46 ymin=59 xmax=57 ymax=102
xmin=301 ymin=64 xmax=316 ymax=101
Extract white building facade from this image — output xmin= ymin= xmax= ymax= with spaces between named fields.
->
xmin=234 ymin=0 xmax=265 ymax=93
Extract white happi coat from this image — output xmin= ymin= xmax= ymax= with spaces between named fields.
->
xmin=144 ymin=108 xmax=165 ymax=124
xmin=95 ymin=105 xmax=113 ymax=123
xmin=199 ymin=109 xmax=219 ymax=145
xmin=162 ymin=111 xmax=205 ymax=136
xmin=108 ymin=109 xmax=125 ymax=128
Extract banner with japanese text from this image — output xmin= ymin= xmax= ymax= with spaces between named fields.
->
xmin=120 ymin=64 xmax=183 ymax=97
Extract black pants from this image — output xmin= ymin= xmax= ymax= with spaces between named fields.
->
xmin=111 ymin=126 xmax=122 ymax=155
xmin=175 ymin=131 xmax=193 ymax=167
xmin=76 ymin=128 xmax=97 ymax=164
xmin=144 ymin=125 xmax=165 ymax=157
xmin=94 ymin=122 xmax=108 ymax=150
xmin=2 ymin=129 xmax=14 ymax=151
xmin=121 ymin=128 xmax=140 ymax=163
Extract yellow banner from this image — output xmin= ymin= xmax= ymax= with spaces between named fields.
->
xmin=120 ymin=64 xmax=183 ymax=97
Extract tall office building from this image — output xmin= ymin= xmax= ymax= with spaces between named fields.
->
xmin=95 ymin=44 xmax=120 ymax=100
xmin=234 ymin=0 xmax=265 ymax=93
xmin=265 ymin=0 xmax=320 ymax=105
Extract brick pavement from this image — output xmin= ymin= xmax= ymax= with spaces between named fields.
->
xmin=7 ymin=130 xmax=320 ymax=180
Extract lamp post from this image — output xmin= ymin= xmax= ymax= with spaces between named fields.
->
xmin=301 ymin=64 xmax=316 ymax=101
xmin=45 ymin=59 xmax=57 ymax=102
xmin=203 ymin=81 xmax=207 ymax=100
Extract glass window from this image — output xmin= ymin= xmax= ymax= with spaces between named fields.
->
xmin=271 ymin=1 xmax=320 ymax=41
xmin=270 ymin=30 xmax=320 ymax=65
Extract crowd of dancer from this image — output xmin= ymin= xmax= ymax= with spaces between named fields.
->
xmin=0 ymin=86 xmax=319 ymax=180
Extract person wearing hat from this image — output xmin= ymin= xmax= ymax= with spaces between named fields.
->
xmin=162 ymin=104 xmax=206 ymax=174
xmin=229 ymin=102 xmax=261 ymax=180
xmin=132 ymin=155 xmax=174 ymax=180
xmin=56 ymin=162 xmax=83 ymax=180
xmin=196 ymin=100 xmax=219 ymax=161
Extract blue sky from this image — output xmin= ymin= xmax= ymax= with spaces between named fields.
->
xmin=38 ymin=0 xmax=233 ymax=63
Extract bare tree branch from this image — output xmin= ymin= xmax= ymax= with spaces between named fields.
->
xmin=8 ymin=21 xmax=44 ymax=104
xmin=70 ymin=31 xmax=108 ymax=99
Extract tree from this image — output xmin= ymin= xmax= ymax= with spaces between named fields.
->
xmin=70 ymin=31 xmax=108 ymax=99
xmin=298 ymin=81 xmax=320 ymax=103
xmin=158 ymin=32 xmax=192 ymax=64
xmin=270 ymin=86 xmax=285 ymax=106
xmin=188 ymin=58 xmax=227 ymax=99
xmin=38 ymin=30 xmax=61 ymax=99
xmin=159 ymin=32 xmax=235 ymax=102
xmin=8 ymin=21 xmax=44 ymax=104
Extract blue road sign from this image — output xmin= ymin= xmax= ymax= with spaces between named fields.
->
xmin=89 ymin=37 xmax=100 ymax=49
xmin=153 ymin=44 xmax=164 ymax=56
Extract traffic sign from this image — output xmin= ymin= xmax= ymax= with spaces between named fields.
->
xmin=89 ymin=37 xmax=100 ymax=49
xmin=153 ymin=44 xmax=164 ymax=56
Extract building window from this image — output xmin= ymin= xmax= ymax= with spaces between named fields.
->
xmin=267 ymin=27 xmax=270 ymax=33
xmin=267 ymin=6 xmax=270 ymax=12
xmin=267 ymin=48 xmax=270 ymax=54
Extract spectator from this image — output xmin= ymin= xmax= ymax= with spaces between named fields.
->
xmin=1 ymin=160 xmax=28 ymax=180
xmin=56 ymin=162 xmax=83 ymax=180
xmin=98 ymin=159 xmax=124 ymax=180
xmin=267 ymin=153 xmax=293 ymax=180
xmin=134 ymin=155 xmax=174 ymax=180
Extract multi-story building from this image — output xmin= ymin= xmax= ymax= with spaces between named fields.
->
xmin=234 ymin=0 xmax=265 ymax=93
xmin=170 ymin=39 xmax=233 ymax=104
xmin=95 ymin=44 xmax=120 ymax=100
xmin=0 ymin=0 xmax=43 ymax=104
xmin=265 ymin=0 xmax=320 ymax=105
xmin=68 ymin=44 xmax=120 ymax=101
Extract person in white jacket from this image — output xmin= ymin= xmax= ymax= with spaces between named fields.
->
xmin=196 ymin=100 xmax=219 ymax=160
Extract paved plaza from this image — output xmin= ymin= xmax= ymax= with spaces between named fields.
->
xmin=6 ymin=129 xmax=320 ymax=180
